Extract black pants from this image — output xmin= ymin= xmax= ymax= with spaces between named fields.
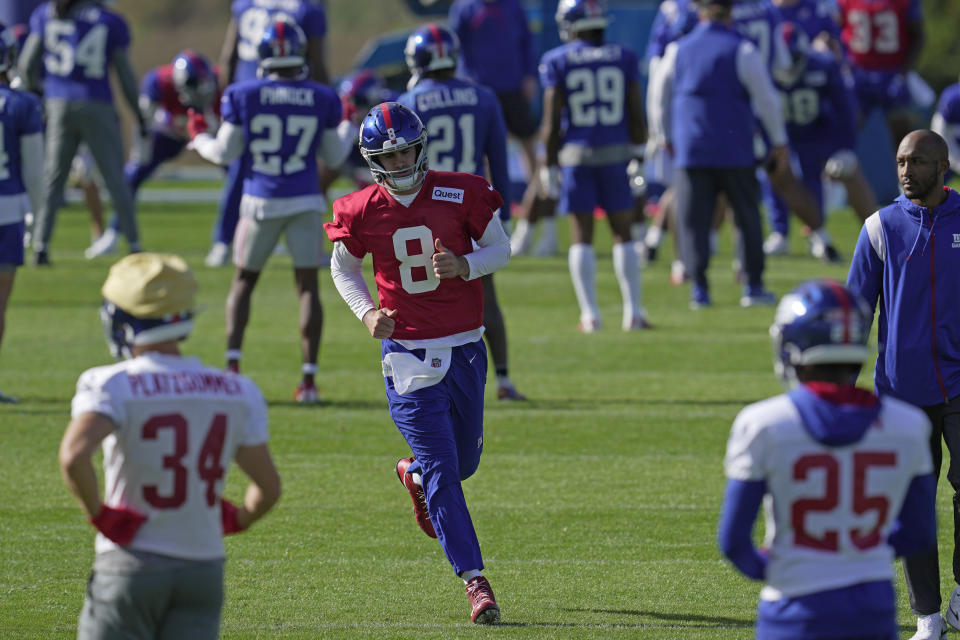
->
xmin=673 ymin=166 xmax=765 ymax=291
xmin=904 ymin=395 xmax=960 ymax=615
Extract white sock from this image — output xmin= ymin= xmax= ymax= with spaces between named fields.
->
xmin=809 ymin=227 xmax=832 ymax=245
xmin=460 ymin=569 xmax=482 ymax=583
xmin=644 ymin=225 xmax=663 ymax=248
xmin=510 ymin=219 xmax=531 ymax=255
xmin=613 ymin=241 xmax=641 ymax=326
xmin=568 ymin=243 xmax=599 ymax=324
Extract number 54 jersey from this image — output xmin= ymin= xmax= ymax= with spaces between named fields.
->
xmin=71 ymin=353 xmax=268 ymax=561
xmin=724 ymin=390 xmax=933 ymax=600
xmin=325 ymin=171 xmax=503 ymax=340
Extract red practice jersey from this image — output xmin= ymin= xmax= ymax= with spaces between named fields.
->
xmin=837 ymin=0 xmax=920 ymax=71
xmin=326 ymin=171 xmax=503 ymax=340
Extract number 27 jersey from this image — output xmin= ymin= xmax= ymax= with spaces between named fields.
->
xmin=325 ymin=171 xmax=502 ymax=340
xmin=724 ymin=393 xmax=932 ymax=600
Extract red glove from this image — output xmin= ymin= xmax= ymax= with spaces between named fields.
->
xmin=90 ymin=505 xmax=147 ymax=546
xmin=220 ymin=498 xmax=247 ymax=535
xmin=186 ymin=108 xmax=208 ymax=139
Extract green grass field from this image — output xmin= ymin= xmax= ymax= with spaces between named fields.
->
xmin=0 ymin=195 xmax=947 ymax=639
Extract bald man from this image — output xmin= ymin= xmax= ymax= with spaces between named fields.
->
xmin=848 ymin=129 xmax=960 ymax=640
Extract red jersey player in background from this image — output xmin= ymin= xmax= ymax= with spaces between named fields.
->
xmin=325 ymin=102 xmax=509 ymax=625
xmin=836 ymin=0 xmax=925 ymax=151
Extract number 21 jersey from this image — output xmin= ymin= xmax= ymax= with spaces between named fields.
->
xmin=724 ymin=391 xmax=932 ymax=600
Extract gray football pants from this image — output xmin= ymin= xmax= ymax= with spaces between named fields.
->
xmin=904 ymin=394 xmax=960 ymax=616
xmin=673 ymin=166 xmax=765 ymax=290
xmin=78 ymin=551 xmax=224 ymax=640
xmin=33 ymin=99 xmax=138 ymax=252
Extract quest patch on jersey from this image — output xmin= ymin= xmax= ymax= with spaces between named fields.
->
xmin=432 ymin=186 xmax=464 ymax=203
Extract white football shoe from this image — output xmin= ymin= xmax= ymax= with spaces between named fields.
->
xmin=205 ymin=242 xmax=230 ymax=268
xmin=946 ymin=585 xmax=960 ymax=630
xmin=84 ymin=228 xmax=117 ymax=259
xmin=911 ymin=613 xmax=947 ymax=640
xmin=763 ymin=231 xmax=788 ymax=255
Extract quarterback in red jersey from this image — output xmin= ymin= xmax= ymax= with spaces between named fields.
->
xmin=836 ymin=0 xmax=925 ymax=149
xmin=325 ymin=102 xmax=508 ymax=625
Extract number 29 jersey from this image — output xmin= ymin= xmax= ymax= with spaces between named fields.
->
xmin=71 ymin=353 xmax=269 ymax=561
xmin=538 ymin=40 xmax=639 ymax=148
xmin=325 ymin=171 xmax=503 ymax=340
xmin=724 ymin=392 xmax=932 ymax=600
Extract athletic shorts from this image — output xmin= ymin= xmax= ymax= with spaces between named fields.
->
xmin=78 ymin=550 xmax=224 ymax=640
xmin=233 ymin=209 xmax=322 ymax=271
xmin=495 ymin=89 xmax=539 ymax=139
xmin=851 ymin=68 xmax=912 ymax=116
xmin=560 ymin=162 xmax=633 ymax=215
xmin=0 ymin=221 xmax=25 ymax=269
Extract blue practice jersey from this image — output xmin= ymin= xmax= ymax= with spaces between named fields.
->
xmin=936 ymin=83 xmax=960 ymax=149
xmin=732 ymin=0 xmax=788 ymax=73
xmin=777 ymin=51 xmax=858 ymax=153
xmin=221 ymin=78 xmax=341 ymax=199
xmin=29 ymin=1 xmax=130 ymax=102
xmin=645 ymin=0 xmax=698 ymax=62
xmin=0 ymin=86 xmax=43 ymax=197
xmin=398 ymin=77 xmax=510 ymax=209
xmin=539 ymin=40 xmax=639 ymax=147
xmin=449 ymin=0 xmax=536 ymax=92
xmin=776 ymin=0 xmax=842 ymax=43
xmin=230 ymin=0 xmax=327 ymax=83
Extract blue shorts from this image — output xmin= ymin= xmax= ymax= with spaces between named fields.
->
xmin=851 ymin=68 xmax=911 ymax=116
xmin=560 ymin=163 xmax=633 ymax=215
xmin=382 ymin=338 xmax=488 ymax=575
xmin=756 ymin=580 xmax=896 ymax=640
xmin=0 ymin=221 xmax=25 ymax=267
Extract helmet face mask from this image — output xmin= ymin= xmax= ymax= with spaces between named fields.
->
xmin=404 ymin=23 xmax=459 ymax=78
xmin=257 ymin=17 xmax=307 ymax=76
xmin=99 ymin=253 xmax=198 ymax=360
xmin=556 ymin=0 xmax=609 ymax=42
xmin=171 ymin=50 xmax=215 ymax=108
xmin=358 ymin=102 xmax=429 ymax=193
xmin=769 ymin=280 xmax=872 ymax=387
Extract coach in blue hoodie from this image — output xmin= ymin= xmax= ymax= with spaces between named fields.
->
xmin=847 ymin=129 xmax=960 ymax=639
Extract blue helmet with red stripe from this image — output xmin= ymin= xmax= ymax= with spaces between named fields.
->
xmin=770 ymin=279 xmax=872 ymax=384
xmin=404 ymin=23 xmax=459 ymax=78
xmin=338 ymin=69 xmax=393 ymax=122
xmin=171 ymin=50 xmax=216 ymax=108
xmin=773 ymin=21 xmax=811 ymax=87
xmin=257 ymin=17 xmax=307 ymax=73
xmin=358 ymin=102 xmax=429 ymax=193
xmin=556 ymin=0 xmax=609 ymax=42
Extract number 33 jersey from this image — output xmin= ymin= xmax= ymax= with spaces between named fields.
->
xmin=326 ymin=171 xmax=503 ymax=340
xmin=724 ymin=391 xmax=933 ymax=600
xmin=71 ymin=353 xmax=269 ymax=560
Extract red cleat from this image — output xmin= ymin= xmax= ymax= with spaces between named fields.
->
xmin=465 ymin=576 xmax=501 ymax=624
xmin=395 ymin=457 xmax=436 ymax=538
xmin=294 ymin=381 xmax=320 ymax=404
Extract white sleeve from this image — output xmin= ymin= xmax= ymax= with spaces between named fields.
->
xmin=319 ymin=120 xmax=357 ymax=170
xmin=330 ymin=242 xmax=377 ymax=322
xmin=239 ymin=376 xmax=269 ymax=446
xmin=932 ymin=112 xmax=960 ymax=175
xmin=191 ymin=121 xmax=245 ymax=166
xmin=462 ymin=214 xmax=510 ymax=280
xmin=70 ymin=368 xmax=126 ymax=428
xmin=723 ymin=407 xmax=769 ymax=481
xmin=647 ymin=42 xmax=677 ymax=145
xmin=20 ymin=132 xmax=43 ymax=214
xmin=737 ymin=41 xmax=787 ymax=147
